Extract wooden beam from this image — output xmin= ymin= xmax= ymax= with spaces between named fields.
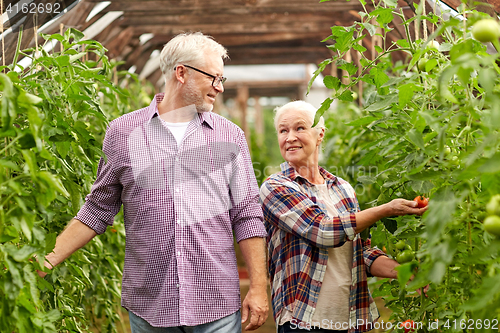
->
xmin=103 ymin=0 xmax=365 ymax=14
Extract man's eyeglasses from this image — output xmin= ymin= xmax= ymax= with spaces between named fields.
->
xmin=175 ymin=64 xmax=227 ymax=87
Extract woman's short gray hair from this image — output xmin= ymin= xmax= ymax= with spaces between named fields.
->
xmin=159 ymin=32 xmax=228 ymax=82
xmin=274 ymin=100 xmax=326 ymax=133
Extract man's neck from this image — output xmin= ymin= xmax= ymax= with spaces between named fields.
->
xmin=158 ymin=89 xmax=197 ymax=123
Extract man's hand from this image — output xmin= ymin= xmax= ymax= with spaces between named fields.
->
xmin=241 ymin=284 xmax=269 ymax=330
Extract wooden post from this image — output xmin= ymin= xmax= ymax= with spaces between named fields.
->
xmin=60 ymin=23 xmax=64 ymax=53
xmin=237 ymin=85 xmax=250 ymax=148
xmin=254 ymin=95 xmax=264 ymax=147
xmin=1 ymin=0 xmax=5 ymax=71
xmin=343 ymin=49 xmax=352 ymax=85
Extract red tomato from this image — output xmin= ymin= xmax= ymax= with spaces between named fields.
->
xmin=414 ymin=195 xmax=429 ymax=208
xmin=402 ymin=319 xmax=416 ymax=333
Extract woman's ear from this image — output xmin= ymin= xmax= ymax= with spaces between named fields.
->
xmin=317 ymin=128 xmax=325 ymax=145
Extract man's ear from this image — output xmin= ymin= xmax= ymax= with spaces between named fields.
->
xmin=175 ymin=65 xmax=187 ymax=84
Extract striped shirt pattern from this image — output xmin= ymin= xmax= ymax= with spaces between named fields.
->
xmin=77 ymin=93 xmax=267 ymax=327
xmin=259 ymin=162 xmax=385 ymax=332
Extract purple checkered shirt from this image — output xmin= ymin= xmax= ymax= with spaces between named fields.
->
xmin=76 ymin=93 xmax=266 ymax=327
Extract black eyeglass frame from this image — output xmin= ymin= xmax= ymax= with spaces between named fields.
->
xmin=175 ymin=64 xmax=227 ymax=87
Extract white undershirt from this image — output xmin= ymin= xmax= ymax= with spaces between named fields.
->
xmin=162 ymin=120 xmax=190 ymax=147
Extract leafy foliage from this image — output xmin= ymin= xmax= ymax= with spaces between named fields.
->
xmin=0 ymin=29 xmax=154 ymax=332
xmin=318 ymin=0 xmax=500 ymax=330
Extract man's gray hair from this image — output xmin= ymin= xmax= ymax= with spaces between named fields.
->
xmin=274 ymin=100 xmax=326 ymax=133
xmin=159 ymin=32 xmax=228 ymax=82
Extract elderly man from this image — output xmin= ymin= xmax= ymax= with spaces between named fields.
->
xmin=39 ymin=32 xmax=268 ymax=332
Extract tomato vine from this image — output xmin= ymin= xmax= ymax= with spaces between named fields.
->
xmin=317 ymin=0 xmax=500 ymax=331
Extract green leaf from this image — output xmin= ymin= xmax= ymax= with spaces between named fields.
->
xmin=361 ymin=22 xmax=377 ymax=36
xmin=323 ymin=75 xmax=341 ymax=90
xmin=352 ymin=43 xmax=367 ymax=53
xmin=478 ymin=67 xmax=496 ymax=93
xmin=425 ymin=58 xmax=438 ymax=72
xmin=338 ymin=90 xmax=353 ymax=102
xmin=365 ymin=94 xmax=398 ymax=112
xmin=313 ymin=98 xmax=333 ymax=127
xmin=396 ymin=261 xmax=418 ymax=287
xmin=396 ymin=39 xmax=410 ymax=48
xmin=406 ymin=128 xmax=425 ymax=150
xmin=0 ymin=159 xmax=21 ymax=171
xmin=339 ymin=62 xmax=358 ymax=76
xmin=345 ymin=116 xmax=378 ymax=126
xmin=37 ymin=171 xmax=70 ymax=197
xmin=478 ymin=153 xmax=500 ymax=173
xmin=372 ymin=7 xmax=394 ymax=24
xmin=398 ymin=83 xmax=415 ymax=107
xmin=370 ymin=68 xmax=390 ymax=88
xmin=438 ymin=66 xmax=459 ymax=104
xmin=18 ymin=133 xmax=36 ymax=149
xmin=5 ymin=244 xmax=38 ymax=262
xmin=55 ymin=55 xmax=70 ymax=67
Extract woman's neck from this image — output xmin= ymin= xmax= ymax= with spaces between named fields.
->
xmin=290 ymin=162 xmax=324 ymax=184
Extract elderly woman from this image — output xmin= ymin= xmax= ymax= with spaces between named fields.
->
xmin=259 ymin=101 xmax=427 ymax=333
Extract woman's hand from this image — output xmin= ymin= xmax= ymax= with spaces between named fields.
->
xmin=386 ymin=199 xmax=428 ymax=217
xmin=355 ymin=199 xmax=428 ymax=234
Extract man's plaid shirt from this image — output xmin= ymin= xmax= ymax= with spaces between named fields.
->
xmin=259 ymin=162 xmax=386 ymax=332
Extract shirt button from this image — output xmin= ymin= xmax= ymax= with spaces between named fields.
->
xmin=177 ymin=251 xmax=181 ymax=256
xmin=176 ymin=284 xmax=180 ymax=288
xmin=177 ymin=220 xmax=181 ymax=224
xmin=175 ymin=188 xmax=180 ymax=193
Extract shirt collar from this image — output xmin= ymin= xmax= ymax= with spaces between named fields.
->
xmin=147 ymin=93 xmax=214 ymax=130
xmin=279 ymin=161 xmax=337 ymax=185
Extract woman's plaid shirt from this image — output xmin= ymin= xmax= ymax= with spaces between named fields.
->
xmin=259 ymin=162 xmax=386 ymax=332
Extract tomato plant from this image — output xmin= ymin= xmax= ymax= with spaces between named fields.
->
xmin=0 ymin=29 xmax=154 ymax=332
xmin=316 ymin=0 xmax=500 ymax=330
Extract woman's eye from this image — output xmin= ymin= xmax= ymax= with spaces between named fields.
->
xmin=297 ymin=127 xmax=304 ymax=131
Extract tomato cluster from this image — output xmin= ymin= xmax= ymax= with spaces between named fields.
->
xmin=394 ymin=239 xmax=415 ymax=264
xmin=484 ymin=194 xmax=500 ymax=236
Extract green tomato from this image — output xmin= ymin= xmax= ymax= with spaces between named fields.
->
xmin=417 ymin=58 xmax=428 ymax=71
xmin=396 ymin=250 xmax=414 ymax=264
xmin=484 ymin=215 xmax=500 ymax=236
xmin=395 ymin=240 xmax=406 ymax=250
xmin=391 ymin=288 xmax=399 ymax=297
xmin=472 ymin=19 xmax=500 ymax=43
xmin=428 ymin=40 xmax=440 ymax=51
xmin=486 ymin=194 xmax=500 ymax=216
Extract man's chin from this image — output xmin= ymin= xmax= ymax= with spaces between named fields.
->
xmin=196 ymin=104 xmax=214 ymax=113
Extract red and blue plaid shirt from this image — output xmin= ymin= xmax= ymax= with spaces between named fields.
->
xmin=259 ymin=162 xmax=386 ymax=332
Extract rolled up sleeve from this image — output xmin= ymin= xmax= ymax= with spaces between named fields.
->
xmin=260 ymin=177 xmax=357 ymax=248
xmin=76 ymin=125 xmax=123 ymax=235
